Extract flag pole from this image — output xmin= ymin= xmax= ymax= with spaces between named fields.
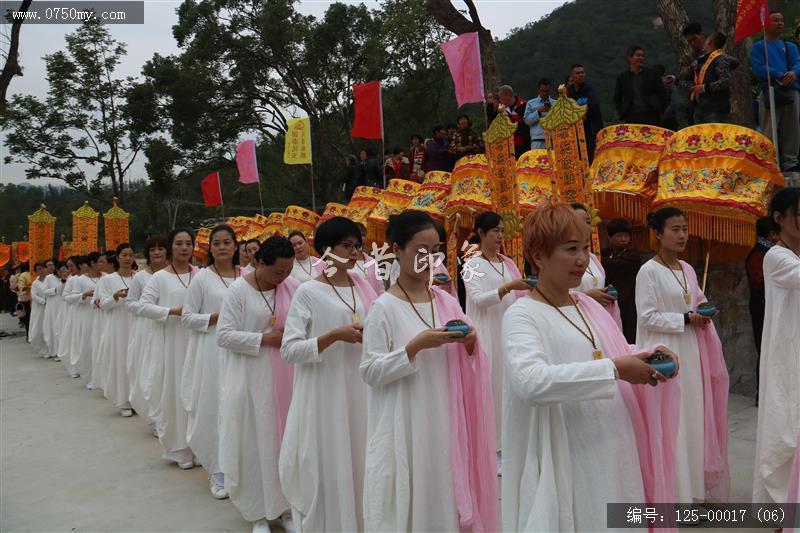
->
xmin=763 ymin=16 xmax=780 ymax=168
xmin=380 ymin=83 xmax=386 ymax=189
xmin=254 ymin=148 xmax=265 ymax=215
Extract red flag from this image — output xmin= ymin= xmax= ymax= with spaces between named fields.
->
xmin=201 ymin=171 xmax=223 ymax=207
xmin=734 ymin=0 xmax=769 ymax=42
xmin=351 ymin=81 xmax=383 ymax=140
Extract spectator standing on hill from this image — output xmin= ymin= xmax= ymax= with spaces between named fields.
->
xmin=424 ymin=125 xmax=452 ymax=172
xmin=567 ymin=64 xmax=604 ymax=162
xmin=524 ymin=78 xmax=557 ymax=151
xmin=407 ymin=134 xmax=426 ymax=182
xmin=614 ymin=45 xmax=666 ymax=126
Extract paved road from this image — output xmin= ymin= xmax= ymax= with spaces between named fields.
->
xmin=0 ymin=311 xmax=763 ymax=532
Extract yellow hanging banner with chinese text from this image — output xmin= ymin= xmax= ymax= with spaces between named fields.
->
xmin=284 ymin=117 xmax=312 ymax=165
xmin=72 ymin=201 xmax=99 ymax=255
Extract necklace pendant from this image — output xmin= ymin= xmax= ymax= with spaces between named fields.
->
xmin=270 ymin=315 xmax=277 ymax=326
xmin=592 ymin=349 xmax=602 ymax=360
xmin=353 ymin=312 xmax=360 ymax=323
xmin=592 ymin=276 xmax=598 ymax=287
xmin=684 ymin=292 xmax=692 ymax=305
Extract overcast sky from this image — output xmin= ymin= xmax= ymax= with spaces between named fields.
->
xmin=0 ymin=0 xmax=568 ymax=186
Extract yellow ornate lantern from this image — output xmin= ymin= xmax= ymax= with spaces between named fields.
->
xmin=591 ymin=124 xmax=675 ymax=224
xmin=282 ymin=205 xmax=320 ymax=238
xmin=653 ymin=124 xmax=783 ymax=249
xmin=72 ymin=201 xmax=100 ymax=255
xmin=408 ymin=171 xmax=452 ymax=223
xmin=103 ymin=197 xmax=130 ymax=251
xmin=345 ymin=186 xmax=383 ymax=225
xmin=320 ymin=203 xmax=349 ymax=223
xmin=28 ymin=204 xmax=56 ymax=267
xmin=260 ymin=212 xmax=284 ymax=239
xmin=0 ymin=238 xmax=10 ymax=268
xmin=194 ymin=227 xmax=211 ymax=264
xmin=516 ymin=149 xmax=556 ymax=216
xmin=367 ymin=179 xmax=421 ymax=244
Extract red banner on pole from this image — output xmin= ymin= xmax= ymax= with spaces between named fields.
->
xmin=201 ymin=171 xmax=223 ymax=206
xmin=734 ymin=0 xmax=768 ymax=42
xmin=351 ymin=81 xmax=383 ymax=140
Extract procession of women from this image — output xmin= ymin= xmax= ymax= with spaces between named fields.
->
xmin=13 ymin=183 xmax=798 ymax=532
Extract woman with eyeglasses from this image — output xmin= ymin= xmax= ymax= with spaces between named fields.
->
xmin=138 ymin=228 xmax=198 ymax=469
xmin=127 ymin=235 xmax=168 ymax=437
xmin=280 ymin=216 xmax=378 ymax=532
xmin=96 ymin=243 xmax=137 ymax=417
xmin=361 ymin=210 xmax=497 ymax=531
xmin=217 ymin=236 xmax=300 ymax=533
xmin=180 ymin=225 xmax=239 ymax=499
xmin=287 ymin=231 xmax=321 ymax=283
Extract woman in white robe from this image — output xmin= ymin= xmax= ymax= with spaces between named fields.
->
xmin=138 ymin=229 xmax=196 ymax=468
xmin=58 ymin=257 xmax=83 ymax=378
xmin=96 ymin=244 xmax=137 ymax=416
xmin=502 ymin=203 xmax=679 ymax=531
xmin=181 ymin=225 xmax=238 ymax=499
xmin=126 ymin=235 xmax=168 ymax=435
xmin=217 ymin=236 xmax=300 ymax=533
xmin=280 ymin=217 xmax=378 ymax=532
xmin=90 ymin=252 xmax=116 ymax=392
xmin=636 ymin=207 xmax=729 ymax=503
xmin=754 ymin=188 xmax=800 ymax=504
xmin=361 ymin=210 xmax=498 ymax=531
xmin=462 ymin=211 xmax=531 ymax=458
xmin=287 ymin=231 xmax=318 ymax=283
xmin=239 ymin=238 xmax=260 ymax=275
xmin=71 ymin=252 xmax=103 ymax=389
xmin=41 ymin=262 xmax=63 ymax=358
xmin=29 ymin=263 xmax=49 ymax=357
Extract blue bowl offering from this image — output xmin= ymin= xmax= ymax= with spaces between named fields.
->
xmin=433 ymin=273 xmax=451 ymax=283
xmin=524 ymin=276 xmax=538 ymax=288
xmin=696 ymin=302 xmax=717 ymax=317
xmin=605 ymin=286 xmax=619 ymax=298
xmin=645 ymin=350 xmax=677 ymax=378
xmin=445 ymin=319 xmax=470 ymax=337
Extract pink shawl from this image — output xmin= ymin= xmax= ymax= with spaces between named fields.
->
xmin=270 ymin=271 xmax=375 ymax=442
xmin=575 ymin=292 xmax=681 ymax=510
xmin=684 ymin=261 xmax=731 ymax=502
xmin=268 ymin=275 xmax=301 ymax=442
xmin=433 ymin=287 xmax=498 ymax=532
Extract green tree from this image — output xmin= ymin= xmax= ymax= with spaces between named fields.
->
xmin=2 ymin=20 xmax=141 ymax=201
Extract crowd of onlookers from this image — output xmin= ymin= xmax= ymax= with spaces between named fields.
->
xmin=341 ymin=9 xmax=800 ymax=198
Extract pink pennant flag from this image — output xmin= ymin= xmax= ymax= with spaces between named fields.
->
xmin=236 ymin=140 xmax=259 ymax=184
xmin=440 ymin=32 xmax=484 ymax=108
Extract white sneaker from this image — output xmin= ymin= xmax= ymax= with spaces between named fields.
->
xmin=69 ymin=372 xmax=79 ymax=379
xmin=193 ymin=455 xmax=202 ymax=467
xmin=53 ymin=357 xmax=61 ymax=362
xmin=85 ymin=382 xmax=94 ymax=390
xmin=120 ymin=408 xmax=133 ymax=417
xmin=177 ymin=460 xmax=194 ymax=470
xmin=279 ymin=511 xmax=296 ymax=533
xmin=252 ymin=519 xmax=269 ymax=533
xmin=209 ymin=477 xmax=229 ymax=500
xmin=151 ymin=426 xmax=159 ymax=438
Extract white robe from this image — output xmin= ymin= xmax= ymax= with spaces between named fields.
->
xmin=180 ymin=267 xmax=233 ymax=475
xmin=464 ymin=255 xmax=518 ymax=449
xmin=635 ymin=259 xmax=704 ymax=502
xmin=279 ymin=279 xmax=369 ymax=532
xmin=139 ymin=268 xmax=193 ymax=464
xmin=754 ymin=245 xmax=800 ymax=503
xmin=289 ymin=257 xmax=317 ymax=283
xmin=97 ymin=272 xmax=135 ymax=409
xmin=42 ymin=273 xmax=63 ymax=356
xmin=360 ymin=292 xmax=459 ymax=531
xmin=126 ymin=270 xmax=155 ymax=425
xmin=217 ymin=276 xmax=295 ymax=522
xmin=577 ymin=253 xmax=605 ymax=292
xmin=71 ymin=274 xmax=102 ymax=384
xmin=58 ymin=275 xmax=82 ymax=375
xmin=90 ymin=274 xmax=113 ymax=392
xmin=501 ymin=297 xmax=644 ymax=532
xmin=29 ymin=278 xmax=48 ymax=356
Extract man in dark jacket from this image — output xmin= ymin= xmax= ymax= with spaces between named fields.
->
xmin=567 ymin=64 xmax=603 ymax=163
xmin=745 ymin=217 xmax=776 ymax=404
xmin=684 ymin=32 xmax=732 ymax=124
xmin=613 ymin=45 xmax=666 ymax=125
xmin=424 ymin=125 xmax=452 ymax=172
xmin=489 ymin=85 xmax=530 ymax=159
xmin=600 ymin=219 xmax=641 ymax=344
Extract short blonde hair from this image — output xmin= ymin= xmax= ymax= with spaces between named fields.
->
xmin=523 ymin=203 xmax=590 ymax=268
